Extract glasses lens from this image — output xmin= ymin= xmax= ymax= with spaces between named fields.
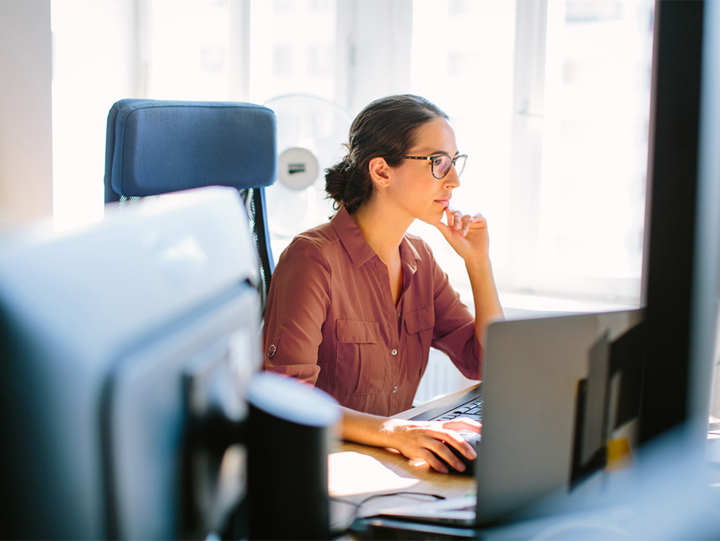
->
xmin=455 ymin=155 xmax=467 ymax=177
xmin=432 ymin=156 xmax=452 ymax=179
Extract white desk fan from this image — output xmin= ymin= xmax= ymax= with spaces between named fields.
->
xmin=263 ymin=94 xmax=353 ymax=258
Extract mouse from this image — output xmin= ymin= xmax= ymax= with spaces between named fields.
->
xmin=440 ymin=430 xmax=481 ymax=476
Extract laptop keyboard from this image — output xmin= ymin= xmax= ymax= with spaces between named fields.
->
xmin=431 ymin=397 xmax=483 ymax=422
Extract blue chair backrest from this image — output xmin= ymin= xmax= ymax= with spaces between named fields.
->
xmin=104 ymin=99 xmax=278 ymax=311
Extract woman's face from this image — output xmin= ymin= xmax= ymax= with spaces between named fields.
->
xmin=387 ymin=116 xmax=462 ymax=225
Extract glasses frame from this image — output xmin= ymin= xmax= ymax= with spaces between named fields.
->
xmin=400 ymin=154 xmax=468 ymax=179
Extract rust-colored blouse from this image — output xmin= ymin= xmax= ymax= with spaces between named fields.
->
xmin=262 ymin=206 xmax=481 ymax=416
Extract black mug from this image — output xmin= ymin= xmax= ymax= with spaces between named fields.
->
xmin=246 ymin=372 xmax=340 ymax=540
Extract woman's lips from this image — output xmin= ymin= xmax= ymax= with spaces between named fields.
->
xmin=435 ymin=199 xmax=451 ymax=208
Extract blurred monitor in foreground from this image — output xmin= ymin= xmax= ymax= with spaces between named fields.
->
xmin=0 ymin=187 xmax=261 ymax=539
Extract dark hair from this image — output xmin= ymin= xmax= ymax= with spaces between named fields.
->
xmin=325 ymin=94 xmax=448 ymax=213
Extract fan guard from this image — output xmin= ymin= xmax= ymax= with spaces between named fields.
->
xmin=263 ymin=94 xmax=353 ymax=258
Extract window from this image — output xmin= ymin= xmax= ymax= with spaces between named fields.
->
xmin=407 ymin=0 xmax=516 ymax=300
xmin=51 ymin=0 xmax=139 ymax=230
xmin=246 ymin=0 xmax=337 ymax=103
xmin=52 ymin=0 xmax=653 ymax=307
xmin=407 ymin=0 xmax=653 ymax=306
xmin=145 ymin=0 xmax=235 ymax=101
xmin=526 ymin=0 xmax=653 ymax=303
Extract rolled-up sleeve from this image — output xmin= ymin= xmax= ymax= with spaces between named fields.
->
xmin=429 ymin=257 xmax=482 ymax=381
xmin=262 ymin=238 xmax=331 ymax=385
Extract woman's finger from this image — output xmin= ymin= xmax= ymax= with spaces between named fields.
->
xmin=444 ymin=207 xmax=455 ymax=228
xmin=453 ymin=210 xmax=463 ymax=231
xmin=417 ymin=447 xmax=451 ymax=474
xmin=416 ymin=427 xmax=476 ymax=466
xmin=469 ymin=212 xmax=486 ymax=225
xmin=443 ymin=418 xmax=482 ymax=432
xmin=446 ymin=207 xmax=463 ymax=231
xmin=419 ymin=436 xmax=467 ymax=473
xmin=460 ymin=214 xmax=472 ymax=236
xmin=392 ymin=424 xmax=463 ymax=471
xmin=434 ymin=428 xmax=478 ymax=462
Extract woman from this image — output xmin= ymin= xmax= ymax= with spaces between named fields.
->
xmin=263 ymin=94 xmax=503 ymax=474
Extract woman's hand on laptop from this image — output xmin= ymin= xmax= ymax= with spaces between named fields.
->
xmin=380 ymin=417 xmax=481 ymax=474
xmin=341 ymin=407 xmax=480 ymax=474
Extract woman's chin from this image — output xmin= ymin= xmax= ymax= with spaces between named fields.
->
xmin=418 ymin=211 xmax=445 ymax=227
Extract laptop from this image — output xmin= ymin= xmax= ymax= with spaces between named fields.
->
xmin=410 ymin=385 xmax=484 ymax=423
xmin=374 ymin=308 xmax=645 ymax=527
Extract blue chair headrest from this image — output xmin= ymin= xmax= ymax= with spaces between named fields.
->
xmin=105 ymin=99 xmax=277 ymax=199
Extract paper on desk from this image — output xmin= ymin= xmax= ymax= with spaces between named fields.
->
xmin=328 ymin=451 xmax=419 ymax=497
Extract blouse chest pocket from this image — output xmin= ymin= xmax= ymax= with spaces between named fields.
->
xmin=335 ymin=319 xmax=386 ymax=396
xmin=404 ymin=305 xmax=435 ymax=383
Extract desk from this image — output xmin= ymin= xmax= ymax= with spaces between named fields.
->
xmin=328 ymin=386 xmax=479 ymax=534
xmin=326 ymin=384 xmax=720 ymax=539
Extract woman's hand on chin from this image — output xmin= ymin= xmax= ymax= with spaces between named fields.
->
xmin=434 ymin=207 xmax=491 ymax=263
xmin=379 ymin=417 xmax=480 ymax=474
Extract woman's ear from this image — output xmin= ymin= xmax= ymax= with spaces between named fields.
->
xmin=368 ymin=157 xmax=391 ymax=187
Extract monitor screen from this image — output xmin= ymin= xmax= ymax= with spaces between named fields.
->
xmin=640 ymin=0 xmax=720 ymax=448
xmin=0 ymin=187 xmax=261 ymax=539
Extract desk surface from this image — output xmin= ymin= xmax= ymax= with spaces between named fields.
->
xmin=328 ymin=384 xmax=720 ymax=539
xmin=328 ymin=385 xmax=479 ymax=532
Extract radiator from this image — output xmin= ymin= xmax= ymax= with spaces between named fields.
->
xmin=413 ymin=348 xmax=479 ymax=407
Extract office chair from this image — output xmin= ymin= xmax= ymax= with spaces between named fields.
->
xmin=104 ymin=99 xmax=277 ymax=311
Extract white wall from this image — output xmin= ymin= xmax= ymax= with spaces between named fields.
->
xmin=0 ymin=0 xmax=53 ymax=227
xmin=51 ymin=0 xmax=142 ymax=229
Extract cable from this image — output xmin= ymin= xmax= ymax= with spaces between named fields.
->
xmin=330 ymin=491 xmax=446 ymax=536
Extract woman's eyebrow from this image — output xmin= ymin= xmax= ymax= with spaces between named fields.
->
xmin=411 ymin=148 xmax=459 ymax=156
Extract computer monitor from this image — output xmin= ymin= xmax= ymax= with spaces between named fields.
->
xmin=0 ymin=187 xmax=261 ymax=539
xmin=640 ymin=0 xmax=720 ymax=448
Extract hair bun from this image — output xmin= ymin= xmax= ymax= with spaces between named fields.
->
xmin=324 ymin=94 xmax=447 ymax=213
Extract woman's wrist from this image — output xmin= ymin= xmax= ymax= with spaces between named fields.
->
xmin=377 ymin=417 xmax=414 ymax=450
xmin=464 ymin=254 xmax=493 ymax=275
xmin=341 ymin=407 xmax=395 ymax=448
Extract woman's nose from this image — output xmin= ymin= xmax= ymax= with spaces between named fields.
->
xmin=444 ymin=167 xmax=460 ymax=189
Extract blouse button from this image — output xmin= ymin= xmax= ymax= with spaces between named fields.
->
xmin=267 ymin=344 xmax=277 ymax=358
xmin=392 ymin=386 xmax=398 ymax=393
xmin=397 ymin=313 xmax=401 ymax=318
xmin=391 ymin=348 xmax=398 ymax=356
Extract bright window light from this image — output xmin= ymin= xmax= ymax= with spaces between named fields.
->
xmin=51 ymin=0 xmax=653 ymax=305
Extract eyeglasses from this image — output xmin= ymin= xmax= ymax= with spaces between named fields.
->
xmin=400 ymin=154 xmax=468 ymax=179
